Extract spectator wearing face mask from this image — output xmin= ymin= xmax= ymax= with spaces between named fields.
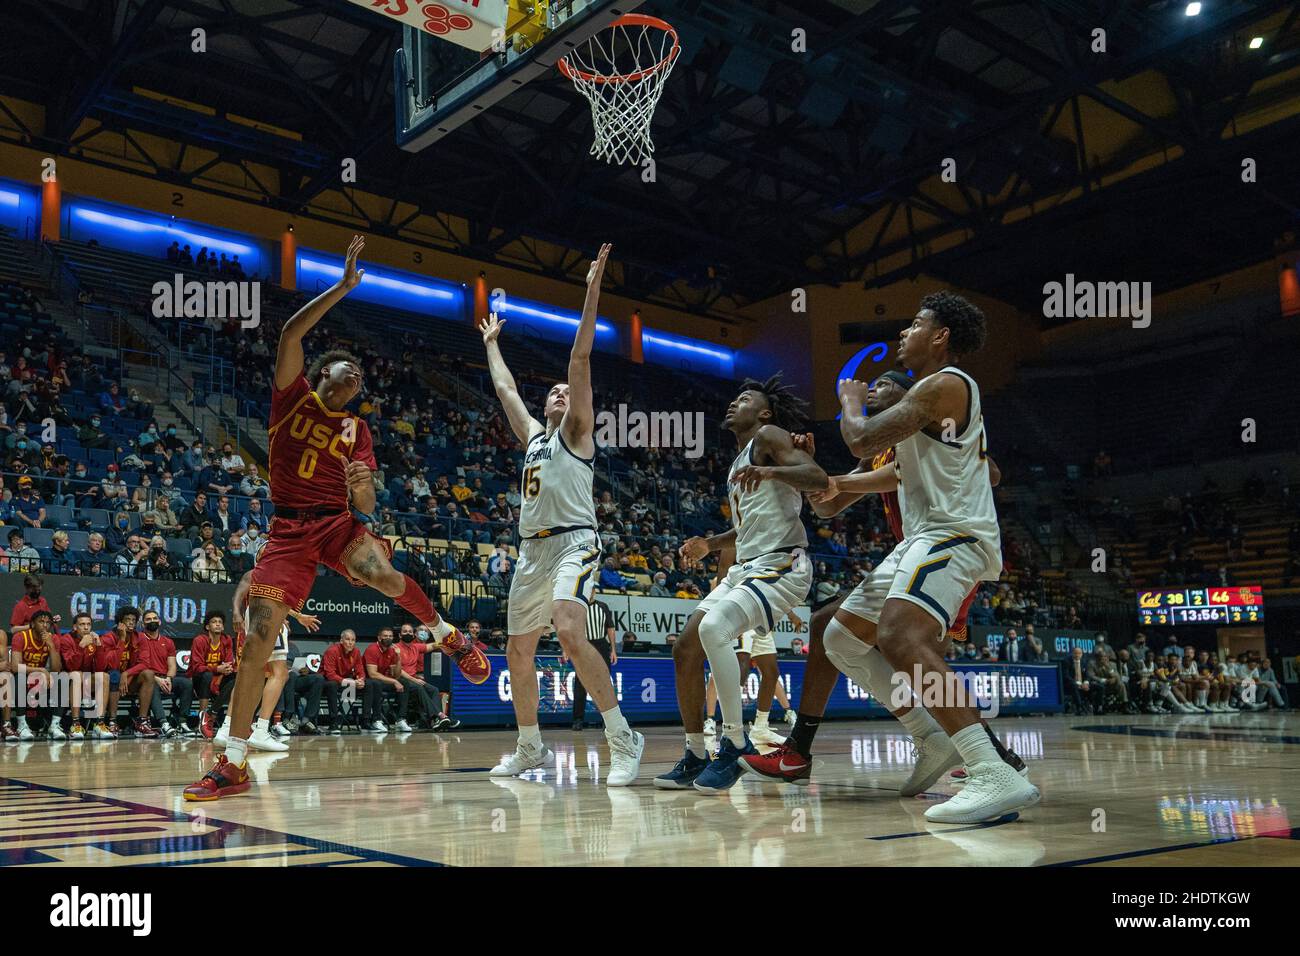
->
xmin=11 ymin=476 xmax=45 ymax=529
xmin=219 ymin=443 xmax=245 ymax=474
xmin=105 ymin=511 xmax=132 ymax=552
xmin=648 ymin=571 xmax=673 ymax=597
xmin=183 ymin=442 xmax=205 ymax=473
xmin=77 ymin=415 xmax=109 ymax=450
xmin=161 ymin=424 xmax=185 ymax=453
xmin=393 ymin=624 xmax=457 ymax=731
xmin=362 ymin=627 xmax=405 ymax=731
xmin=241 ymin=524 xmax=267 ymax=560
xmin=222 ymin=532 xmax=254 ymax=578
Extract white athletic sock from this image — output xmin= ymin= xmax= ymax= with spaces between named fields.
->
xmin=753 ymin=712 xmax=769 ymax=729
xmin=951 ymin=723 xmax=1001 ymax=768
xmin=16 ymin=717 xmax=27 ymax=730
xmin=254 ymin=717 xmax=269 ymax=735
xmin=601 ymin=706 xmax=630 ymax=739
xmin=430 ymin=619 xmax=454 ymax=641
xmin=686 ymin=733 xmax=708 ymax=758
xmin=519 ymin=724 xmax=543 ymax=750
xmin=897 ymin=705 xmax=942 ymax=741
xmin=722 ymin=722 xmax=745 ymax=745
xmin=226 ymin=737 xmax=248 ymax=766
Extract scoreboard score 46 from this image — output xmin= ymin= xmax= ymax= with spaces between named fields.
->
xmin=1137 ymin=585 xmax=1264 ymax=626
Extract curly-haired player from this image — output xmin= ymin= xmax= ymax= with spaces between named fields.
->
xmin=654 ymin=373 xmax=829 ymax=793
xmin=814 ymin=292 xmax=1038 ymax=824
xmin=184 ymin=236 xmax=489 ymax=801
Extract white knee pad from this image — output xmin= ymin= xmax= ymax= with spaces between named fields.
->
xmin=697 ymin=601 xmax=751 ymax=654
xmin=824 ymin=619 xmax=905 ymax=708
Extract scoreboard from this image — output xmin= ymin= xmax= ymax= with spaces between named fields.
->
xmin=1137 ymin=586 xmax=1264 ymax=626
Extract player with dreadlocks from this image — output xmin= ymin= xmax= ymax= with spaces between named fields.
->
xmin=654 ymin=374 xmax=829 ymax=793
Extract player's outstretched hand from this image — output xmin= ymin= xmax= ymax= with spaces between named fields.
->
xmin=792 ymin=432 xmax=816 ymax=456
xmin=297 ymin=614 xmax=322 ymax=633
xmin=679 ymin=536 xmax=709 ymax=563
xmin=587 ymin=242 xmax=612 ymax=286
xmin=344 ymin=460 xmax=371 ymax=491
xmin=806 ymin=475 xmax=840 ymax=504
xmin=480 ymin=312 xmax=505 ymax=344
xmin=342 ymin=235 xmax=366 ymax=290
xmin=732 ymin=465 xmax=770 ymax=492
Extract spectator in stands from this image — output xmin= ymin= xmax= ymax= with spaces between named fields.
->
xmin=116 ymin=534 xmax=149 ymax=578
xmin=239 ymin=463 xmax=268 ymax=499
xmin=791 ymin=637 xmax=806 ymax=656
xmin=145 ymin=496 xmax=180 ymax=536
xmin=11 ymin=476 xmax=45 ymax=528
xmin=1126 ymin=632 xmax=1149 ymax=663
xmin=242 ymin=497 xmax=268 ymax=534
xmin=98 ymin=382 xmax=126 ymax=418
xmin=183 ymin=441 xmax=205 ymax=474
xmin=147 ymin=541 xmax=182 ymax=581
xmin=598 ymin=557 xmax=636 ymax=593
xmin=100 ymin=464 xmax=127 ymax=506
xmin=222 ymin=532 xmax=254 ymax=578
xmin=675 ymin=578 xmax=702 ymax=600
xmin=198 ymin=455 xmax=234 ymax=496
xmin=105 ymin=511 xmax=131 ymax=552
xmin=1063 ymin=606 xmax=1082 ymax=629
xmin=320 ymin=629 xmax=365 ymax=733
xmin=1002 ymin=627 xmax=1024 ymax=663
xmin=191 ymin=541 xmax=228 ymax=584
xmin=3 ymin=530 xmax=40 ymax=574
xmin=362 ymin=626 xmax=405 ymax=731
xmin=83 ymin=533 xmax=109 ymax=576
xmin=211 ymin=495 xmax=237 ymax=534
xmin=179 ymin=491 xmax=209 ymax=538
xmin=46 ymin=531 xmax=79 ymax=575
xmin=1025 ymin=633 xmax=1049 ymax=663
xmin=969 ymin=596 xmax=995 ymax=625
xmin=219 ymin=443 xmax=245 ymax=474
xmin=241 ymin=524 xmax=266 ymax=560
xmin=129 ymin=474 xmax=155 ymax=513
xmin=648 ymin=571 xmax=672 ymax=597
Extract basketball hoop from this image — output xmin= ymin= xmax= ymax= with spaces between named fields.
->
xmin=558 ymin=14 xmax=680 ymax=166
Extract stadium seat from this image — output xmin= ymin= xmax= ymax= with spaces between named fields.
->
xmin=23 ymin=528 xmax=55 ymax=549
xmin=45 ymin=505 xmax=75 ymax=528
xmin=449 ymin=595 xmax=473 ymax=621
xmin=472 ymin=597 xmax=498 ymax=622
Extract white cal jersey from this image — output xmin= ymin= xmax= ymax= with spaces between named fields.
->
xmin=894 ymin=366 xmax=1002 ymax=578
xmin=727 ymin=437 xmax=807 ymax=562
xmin=518 ymin=427 xmax=597 ymax=539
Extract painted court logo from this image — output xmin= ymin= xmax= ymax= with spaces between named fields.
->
xmin=1042 ymin=274 xmax=1151 ymax=328
xmin=595 ymin=404 xmax=705 ymax=459
xmin=49 ymin=886 xmax=152 ymax=936
xmin=151 ymin=274 xmax=261 ymax=329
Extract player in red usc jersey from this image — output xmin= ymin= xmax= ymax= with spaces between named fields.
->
xmin=189 ymin=611 xmax=236 ymax=740
xmin=742 ymin=371 xmax=1022 ymax=786
xmin=185 ymin=236 xmax=489 ymax=801
xmin=9 ymin=610 xmax=63 ymax=740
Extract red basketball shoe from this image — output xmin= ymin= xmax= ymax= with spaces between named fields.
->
xmin=199 ymin=710 xmax=217 ymax=740
xmin=183 ymin=755 xmax=251 ymax=801
xmin=739 ymin=742 xmax=812 ymax=785
xmin=440 ymin=627 xmax=491 ymax=685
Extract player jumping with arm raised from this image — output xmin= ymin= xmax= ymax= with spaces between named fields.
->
xmin=480 ymin=244 xmax=646 ymax=787
xmin=184 ymin=236 xmax=489 ymax=801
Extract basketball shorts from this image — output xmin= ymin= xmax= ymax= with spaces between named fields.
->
xmin=695 ymin=549 xmax=812 ymax=638
xmin=839 ymin=530 xmax=996 ymax=637
xmin=508 ymin=529 xmax=601 ymax=635
xmin=249 ymin=510 xmax=388 ymax=612
xmin=737 ymin=628 xmax=777 ymax=658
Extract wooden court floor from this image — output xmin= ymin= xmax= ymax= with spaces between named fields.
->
xmin=0 ymin=713 xmax=1296 ymax=867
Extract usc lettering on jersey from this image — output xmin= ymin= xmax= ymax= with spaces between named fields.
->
xmin=266 ymin=376 xmax=377 ymax=511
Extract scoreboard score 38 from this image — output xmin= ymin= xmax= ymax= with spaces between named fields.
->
xmin=1137 ymin=586 xmax=1264 ymax=626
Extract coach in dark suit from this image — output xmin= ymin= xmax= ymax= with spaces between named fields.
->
xmin=563 ymin=600 xmax=616 ymax=730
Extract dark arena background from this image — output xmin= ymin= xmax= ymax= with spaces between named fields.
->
xmin=0 ymin=0 xmax=1297 ymax=916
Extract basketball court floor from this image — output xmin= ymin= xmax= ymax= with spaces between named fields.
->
xmin=0 ymin=713 xmax=1295 ymax=867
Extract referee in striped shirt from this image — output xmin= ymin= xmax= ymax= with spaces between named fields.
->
xmin=562 ymin=600 xmax=617 ymax=730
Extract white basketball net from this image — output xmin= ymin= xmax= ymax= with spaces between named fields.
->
xmin=560 ymin=18 xmax=680 ymax=166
